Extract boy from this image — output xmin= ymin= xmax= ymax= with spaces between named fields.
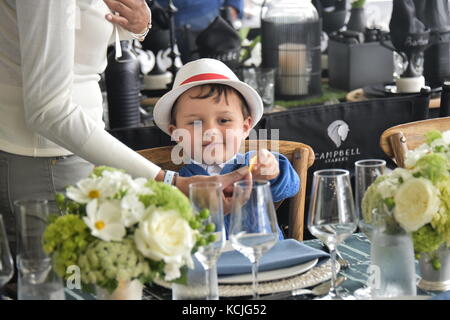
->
xmin=153 ymin=58 xmax=299 ymax=239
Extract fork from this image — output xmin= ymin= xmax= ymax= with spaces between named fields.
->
xmin=335 ymin=249 xmax=350 ymax=269
xmin=322 ymin=244 xmax=350 ymax=269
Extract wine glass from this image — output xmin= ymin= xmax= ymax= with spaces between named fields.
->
xmin=189 ymin=182 xmax=225 ymax=300
xmin=229 ymin=180 xmax=279 ymax=300
xmin=354 ymin=159 xmax=386 ymax=299
xmin=307 ymin=169 xmax=358 ymax=300
xmin=0 ymin=214 xmax=14 ymax=298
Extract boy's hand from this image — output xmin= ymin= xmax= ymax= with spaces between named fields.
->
xmin=249 ymin=149 xmax=279 ymax=181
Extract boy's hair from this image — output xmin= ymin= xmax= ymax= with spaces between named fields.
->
xmin=170 ymin=84 xmax=250 ymax=125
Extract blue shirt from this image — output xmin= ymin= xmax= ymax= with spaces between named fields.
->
xmin=156 ymin=0 xmax=244 ymax=30
xmin=179 ymin=152 xmax=300 ymax=240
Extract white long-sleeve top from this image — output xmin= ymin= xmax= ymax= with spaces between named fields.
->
xmin=0 ymin=0 xmax=161 ymax=179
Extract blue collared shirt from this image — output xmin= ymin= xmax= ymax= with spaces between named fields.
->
xmin=179 ymin=152 xmax=300 ymax=240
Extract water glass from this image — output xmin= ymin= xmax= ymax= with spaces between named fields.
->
xmin=189 ymin=182 xmax=225 ymax=300
xmin=355 ymin=159 xmax=386 ymax=239
xmin=307 ymin=169 xmax=358 ymax=300
xmin=172 ymin=255 xmax=213 ymax=300
xmin=229 ymin=180 xmax=279 ymax=299
xmin=15 ymin=199 xmax=65 ymax=300
xmin=0 ymin=215 xmax=14 ymax=297
xmin=369 ymin=206 xmax=417 ymax=298
xmin=354 ymin=159 xmax=386 ymax=299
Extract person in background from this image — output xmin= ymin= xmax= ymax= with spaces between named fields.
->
xmin=155 ymin=0 xmax=244 ymax=62
xmin=0 ymin=0 xmax=249 ymax=261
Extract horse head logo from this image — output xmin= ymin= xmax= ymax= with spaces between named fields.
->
xmin=327 ymin=120 xmax=349 ymax=148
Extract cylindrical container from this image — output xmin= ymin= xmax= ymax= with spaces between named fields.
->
xmin=439 ymin=81 xmax=450 ymax=117
xmin=423 ymin=32 xmax=450 ymax=88
xmin=105 ymin=41 xmax=141 ymax=129
xmin=369 ymin=205 xmax=417 ymax=298
xmin=418 ymin=244 xmax=450 ymax=292
xmin=14 ymin=200 xmax=65 ymax=300
xmin=261 ymin=0 xmax=322 ymax=99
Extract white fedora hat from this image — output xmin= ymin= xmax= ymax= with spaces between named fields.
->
xmin=153 ymin=58 xmax=263 ymax=135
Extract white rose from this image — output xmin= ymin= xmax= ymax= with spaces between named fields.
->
xmin=442 ymin=130 xmax=450 ymax=144
xmin=394 ymin=178 xmax=440 ymax=232
xmin=134 ymin=209 xmax=196 ymax=281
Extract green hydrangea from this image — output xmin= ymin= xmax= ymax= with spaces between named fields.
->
xmin=90 ymin=166 xmax=125 ymax=178
xmin=414 ymin=153 xmax=449 ymax=184
xmin=412 ymin=224 xmax=444 ymax=254
xmin=140 ymin=180 xmax=193 ymax=221
xmin=431 ymin=178 xmax=450 ymax=243
xmin=78 ymin=238 xmax=156 ymax=293
xmin=43 ymin=214 xmax=94 ymax=278
xmin=425 ymin=130 xmax=443 ymax=145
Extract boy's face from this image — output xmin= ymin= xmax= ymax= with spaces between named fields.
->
xmin=168 ymin=86 xmax=252 ymax=165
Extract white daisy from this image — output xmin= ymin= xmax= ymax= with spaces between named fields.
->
xmin=66 ymin=177 xmax=115 ymax=203
xmin=83 ymin=199 xmax=126 ymax=242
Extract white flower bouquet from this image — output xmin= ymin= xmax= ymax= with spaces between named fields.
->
xmin=43 ymin=166 xmax=214 ymax=294
xmin=362 ymin=130 xmax=450 ymax=269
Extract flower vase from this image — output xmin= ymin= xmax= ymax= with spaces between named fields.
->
xmin=369 ymin=207 xmax=417 ymax=298
xmin=96 ymin=279 xmax=143 ymax=300
xmin=418 ymin=245 xmax=450 ymax=291
xmin=347 ymin=7 xmax=366 ymax=33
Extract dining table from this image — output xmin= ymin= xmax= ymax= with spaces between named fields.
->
xmin=64 ymin=233 xmax=438 ymax=300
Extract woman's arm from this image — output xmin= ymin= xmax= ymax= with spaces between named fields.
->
xmin=16 ymin=0 xmax=160 ymax=179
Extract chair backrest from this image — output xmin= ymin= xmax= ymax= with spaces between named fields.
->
xmin=137 ymin=140 xmax=315 ymax=240
xmin=380 ymin=117 xmax=450 ymax=167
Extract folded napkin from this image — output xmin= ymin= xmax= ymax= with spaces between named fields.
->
xmin=217 ymin=239 xmax=329 ymax=276
xmin=429 ymin=290 xmax=450 ymax=300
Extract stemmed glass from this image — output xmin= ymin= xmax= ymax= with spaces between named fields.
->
xmin=189 ymin=182 xmax=225 ymax=300
xmin=229 ymin=180 xmax=279 ymax=300
xmin=354 ymin=159 xmax=386 ymax=298
xmin=307 ymin=169 xmax=358 ymax=300
xmin=0 ymin=215 xmax=14 ymax=298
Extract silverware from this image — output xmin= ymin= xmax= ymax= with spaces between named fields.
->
xmin=335 ymin=250 xmax=350 ymax=269
xmin=258 ymin=276 xmax=346 ymax=300
xmin=322 ymin=244 xmax=350 ymax=269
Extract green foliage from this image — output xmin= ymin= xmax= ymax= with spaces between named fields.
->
xmin=432 ymin=178 xmax=450 ymax=243
xmin=55 ymin=192 xmax=85 ymax=216
xmin=415 ymin=153 xmax=449 ymax=184
xmin=140 ymin=180 xmax=193 ymax=221
xmin=90 ymin=166 xmax=125 ymax=178
xmin=42 ymin=214 xmax=94 ymax=278
xmin=425 ymin=130 xmax=443 ymax=145
xmin=351 ymin=0 xmax=365 ymax=8
xmin=77 ymin=238 xmax=155 ymax=292
xmin=412 ymin=224 xmax=444 ymax=254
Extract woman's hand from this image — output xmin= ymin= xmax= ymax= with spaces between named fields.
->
xmin=250 ymin=149 xmax=280 ymax=181
xmin=104 ymin=0 xmax=151 ymax=34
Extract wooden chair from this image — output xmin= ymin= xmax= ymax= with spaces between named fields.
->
xmin=380 ymin=117 xmax=450 ymax=168
xmin=137 ymin=140 xmax=315 ymax=240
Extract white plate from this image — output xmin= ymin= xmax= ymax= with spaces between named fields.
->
xmin=154 ymin=258 xmax=337 ymax=297
xmin=218 ymin=258 xmax=319 ymax=284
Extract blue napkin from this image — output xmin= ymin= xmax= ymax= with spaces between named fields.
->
xmin=217 ymin=239 xmax=329 ymax=276
xmin=429 ymin=290 xmax=450 ymax=300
